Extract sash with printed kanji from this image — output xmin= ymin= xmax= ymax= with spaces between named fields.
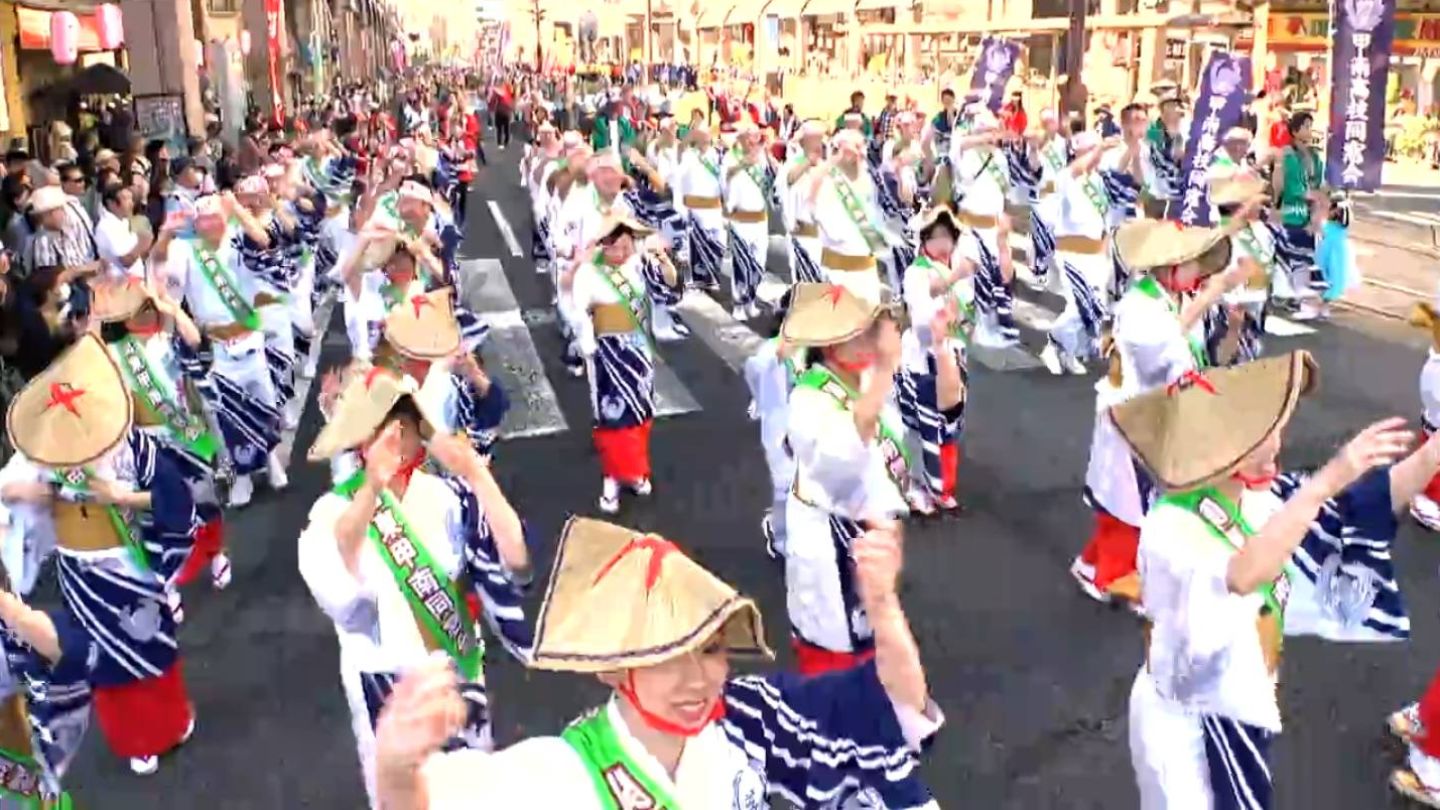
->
xmin=379 ymin=192 xmax=434 ymax=285
xmin=730 ymin=147 xmax=772 ymax=198
xmin=1040 ymin=136 xmax=1068 ymax=177
xmin=113 ymin=337 xmax=219 ymax=463
xmin=828 ymin=167 xmax=887 ymax=254
xmin=0 ymin=741 xmax=71 ymax=810
xmin=592 ymin=254 xmax=657 ymax=354
xmin=795 ymin=364 xmax=912 ymax=496
xmin=51 ymin=468 xmax=149 ymax=572
xmin=913 ymin=255 xmax=974 ymax=349
xmin=563 ymin=709 xmax=680 ymax=810
xmin=1131 ymin=275 xmax=1208 ymax=368
xmin=334 ymin=470 xmax=483 ymax=680
xmin=192 ymin=243 xmax=260 ymax=331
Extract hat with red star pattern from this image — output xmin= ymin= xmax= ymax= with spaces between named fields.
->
xmin=6 ymin=334 xmax=133 ymax=468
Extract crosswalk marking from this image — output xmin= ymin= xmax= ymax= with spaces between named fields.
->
xmin=486 ymin=200 xmax=524 ymax=257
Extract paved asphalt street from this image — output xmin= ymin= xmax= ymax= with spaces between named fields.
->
xmin=59 ymin=143 xmax=1440 ymax=809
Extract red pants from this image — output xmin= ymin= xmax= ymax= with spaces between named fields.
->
xmin=1423 ymin=468 xmax=1440 ymax=503
xmin=593 ymin=421 xmax=652 ymax=482
xmin=939 ymin=443 xmax=960 ymax=499
xmin=791 ymin=637 xmax=875 ymax=677
xmin=94 ymin=661 xmax=194 ymax=758
xmin=175 ymin=518 xmax=224 ymax=587
xmin=1417 ymin=666 xmax=1440 ymax=758
xmin=1078 ymin=510 xmax=1141 ymax=591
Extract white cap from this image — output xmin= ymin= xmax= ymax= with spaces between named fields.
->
xmin=28 ymin=186 xmax=66 ymax=215
xmin=398 ymin=180 xmax=433 ymax=206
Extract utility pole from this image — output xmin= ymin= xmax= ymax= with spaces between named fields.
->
xmin=532 ymin=0 xmax=545 ymax=70
xmin=1064 ymin=0 xmax=1088 ymax=117
xmin=645 ymin=0 xmax=653 ymax=76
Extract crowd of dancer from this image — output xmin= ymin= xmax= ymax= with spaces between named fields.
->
xmin=0 ymin=63 xmax=1435 ymax=810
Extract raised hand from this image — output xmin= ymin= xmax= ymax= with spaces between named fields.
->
xmin=429 ymin=432 xmax=487 ymax=480
xmin=375 ymin=655 xmax=467 ymax=779
xmin=1319 ymin=417 xmax=1415 ymax=494
xmin=365 ymin=421 xmax=406 ymax=485
xmin=853 ymin=525 xmax=903 ymax=609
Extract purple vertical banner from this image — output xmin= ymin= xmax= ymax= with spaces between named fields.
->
xmin=1176 ymin=51 xmax=1252 ymax=226
xmin=969 ymin=37 xmax=1021 ymax=112
xmin=1326 ymin=0 xmax=1398 ymax=190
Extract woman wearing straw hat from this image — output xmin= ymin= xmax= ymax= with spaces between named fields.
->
xmin=298 ymin=365 xmax=531 ymax=808
xmin=1070 ymin=219 xmax=1254 ymax=607
xmin=234 ymin=170 xmax=303 ymax=431
xmin=1114 ymin=351 xmax=1433 ymax=808
xmin=0 ymin=335 xmax=200 ymax=776
xmin=896 ymin=207 xmax=972 ymax=515
xmin=570 ymin=214 xmax=673 ymax=514
xmin=743 ymin=288 xmax=802 ymax=559
xmin=153 ymin=193 xmax=289 ymax=508
xmin=1405 ymin=296 xmax=1440 ymax=532
xmin=721 ymin=119 xmax=775 ymax=322
xmin=92 ymin=275 xmax=232 ymax=601
xmin=781 ymin=283 xmax=912 ymax=675
xmin=1208 ymin=170 xmax=1277 ymax=365
xmin=373 ymin=516 xmax=943 ymax=809
xmin=555 ymin=151 xmax=642 ymax=370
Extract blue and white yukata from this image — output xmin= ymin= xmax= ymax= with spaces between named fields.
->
xmin=166 ymin=234 xmax=285 ymax=495
xmin=297 ymin=469 xmax=533 ymax=809
xmin=528 ymin=154 xmax=562 ymax=275
xmin=949 ymin=140 xmax=1019 ymax=347
xmin=813 ymin=166 xmax=889 ymax=303
xmin=778 ymin=154 xmax=825 ymax=284
xmin=785 ymin=362 xmax=911 ymax=674
xmin=1205 ymin=216 xmax=1278 ymax=366
xmin=286 ymin=194 xmax=327 ymax=374
xmin=1132 ymin=467 xmax=1410 ymax=809
xmin=674 ymin=144 xmax=727 ymax=290
xmin=1142 ymin=126 xmax=1184 ymax=220
xmin=897 ymin=255 xmax=972 ymax=508
xmin=1046 ymin=160 xmax=1116 ymax=367
xmin=645 ymin=138 xmax=687 ymax=258
xmin=1028 ymin=134 xmax=1071 ymax=287
xmin=721 ymin=150 xmax=774 ymax=320
xmin=744 ymin=338 xmax=802 ymax=558
xmin=0 ymin=430 xmax=198 ymax=762
xmin=420 ymin=660 xmax=944 ymax=809
xmin=418 ymin=359 xmax=511 ymax=462
xmin=881 ymin=138 xmax=924 ymax=276
xmin=234 ymin=211 xmax=300 ymax=411
xmin=0 ymin=606 xmax=96 ymax=805
xmin=553 ymin=183 xmax=636 ymax=374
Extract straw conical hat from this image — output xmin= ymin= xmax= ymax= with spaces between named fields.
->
xmin=913 ymin=205 xmax=961 ymax=238
xmin=6 ymin=334 xmax=132 ymax=468
xmin=1114 ymin=219 xmax=1233 ymax=276
xmin=306 ymin=367 xmax=445 ymax=461
xmin=90 ymin=277 xmax=150 ymax=323
xmin=383 ymin=289 xmax=461 ymax=361
xmin=1108 ymin=350 xmax=1318 ymax=491
xmin=1210 ymin=171 xmax=1267 ymax=208
xmin=530 ymin=517 xmax=772 ymax=672
xmin=596 ymin=212 xmax=654 ymax=243
xmin=780 ymin=283 xmax=882 ymax=347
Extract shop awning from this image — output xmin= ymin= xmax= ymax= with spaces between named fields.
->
xmin=801 ymin=0 xmax=855 ymax=16
xmin=766 ymin=0 xmax=805 ymax=15
xmin=697 ymin=1 xmax=738 ymax=28
xmin=854 ymin=0 xmax=912 ymax=10
xmin=724 ymin=0 xmax=772 ymax=25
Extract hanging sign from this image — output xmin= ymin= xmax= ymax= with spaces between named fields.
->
xmin=1325 ymin=0 xmax=1398 ymax=191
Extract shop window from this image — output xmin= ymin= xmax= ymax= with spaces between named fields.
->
xmin=208 ymin=0 xmax=240 ymax=13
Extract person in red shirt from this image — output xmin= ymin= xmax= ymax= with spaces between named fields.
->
xmin=489 ymin=82 xmax=515 ymax=150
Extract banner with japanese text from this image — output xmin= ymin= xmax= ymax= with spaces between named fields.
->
xmin=970 ymin=37 xmax=1020 ymax=113
xmin=1325 ymin=0 xmax=1397 ymax=191
xmin=1177 ymin=51 xmax=1252 ymax=226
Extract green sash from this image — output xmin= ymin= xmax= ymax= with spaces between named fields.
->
xmin=1131 ymin=276 xmax=1207 ymax=368
xmin=592 ymin=257 xmax=656 ymax=355
xmin=1223 ymin=217 xmax=1276 ymax=274
xmin=113 ymin=336 xmax=218 ymax=463
xmin=191 ymin=243 xmax=259 ymax=331
xmin=0 ymin=745 xmax=70 ymax=809
xmin=770 ymin=336 xmax=798 ymax=386
xmin=1079 ymin=171 xmax=1110 ymax=219
xmin=979 ymin=147 xmax=1009 ymax=192
xmin=1155 ymin=488 xmax=1293 ymax=631
xmin=1040 ymin=137 xmax=1067 ymax=177
xmin=795 ymin=365 xmax=912 ymax=496
xmin=828 ymin=167 xmax=887 ymax=253
xmin=732 ymin=149 xmax=772 ymax=198
xmin=698 ymin=151 xmax=721 ymax=181
xmin=914 ymin=255 xmax=974 ymax=349
xmin=334 ymin=471 xmax=483 ymax=680
xmin=52 ymin=468 xmax=149 ymax=572
xmin=561 ymin=709 xmax=681 ymax=810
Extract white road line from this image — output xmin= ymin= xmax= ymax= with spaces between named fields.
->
xmin=1011 ymin=298 xmax=1057 ymax=332
xmin=1371 ymin=209 xmax=1440 ymax=228
xmin=675 ymin=289 xmax=766 ymax=373
xmin=486 ymin=200 xmax=524 ymax=257
xmin=1264 ymin=315 xmax=1316 ymax=337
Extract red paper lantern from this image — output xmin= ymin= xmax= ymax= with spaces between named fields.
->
xmin=240 ymin=30 xmax=252 ymax=56
xmin=50 ymin=11 xmax=79 ymax=65
xmin=95 ymin=4 xmax=124 ymax=50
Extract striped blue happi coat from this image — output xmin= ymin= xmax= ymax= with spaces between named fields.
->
xmin=590 ymin=332 xmax=655 ymax=430
xmin=182 ymin=339 xmax=281 ymax=477
xmin=895 ymin=349 xmax=967 ymax=500
xmin=687 ymin=212 xmax=725 ymax=287
xmin=1 ymin=609 xmax=95 ymax=796
xmin=969 ymin=229 xmax=1019 ymax=342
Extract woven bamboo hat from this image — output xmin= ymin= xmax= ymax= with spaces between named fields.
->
xmin=1108 ymin=350 xmax=1319 ymax=491
xmin=90 ymin=277 xmax=151 ymax=323
xmin=306 ymin=367 xmax=445 ymax=461
xmin=1114 ymin=219 xmax=1233 ymax=276
xmin=382 ymin=289 xmax=461 ymax=361
xmin=530 ymin=517 xmax=772 ymax=673
xmin=1210 ymin=170 xmax=1268 ymax=208
xmin=596 ymin=212 xmax=654 ymax=243
xmin=781 ymin=282 xmax=884 ymax=347
xmin=6 ymin=334 xmax=132 ymax=468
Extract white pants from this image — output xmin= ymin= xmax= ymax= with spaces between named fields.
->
xmin=259 ymin=299 xmax=295 ymax=358
xmin=290 ymin=255 xmax=317 ymax=338
xmin=1129 ymin=670 xmax=1216 ymax=810
xmin=1049 ymin=249 xmax=1112 ymax=360
xmin=213 ymin=331 xmax=277 ymax=408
